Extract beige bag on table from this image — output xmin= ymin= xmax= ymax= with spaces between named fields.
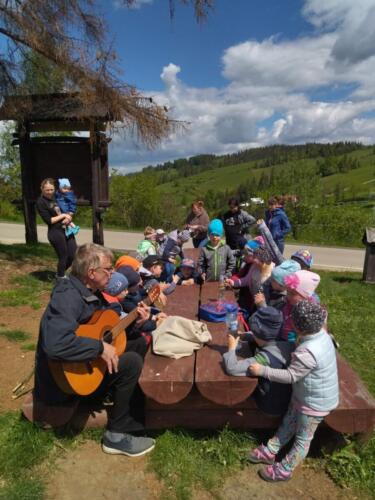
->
xmin=152 ymin=315 xmax=212 ymax=359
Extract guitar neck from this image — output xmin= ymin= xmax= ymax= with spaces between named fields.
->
xmin=111 ymin=295 xmax=153 ymax=339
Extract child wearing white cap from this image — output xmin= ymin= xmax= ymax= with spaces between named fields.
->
xmin=55 ymin=178 xmax=80 ymax=238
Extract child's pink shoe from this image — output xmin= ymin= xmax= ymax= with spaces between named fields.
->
xmin=258 ymin=463 xmax=291 ymax=482
xmin=247 ymin=444 xmax=275 ymax=465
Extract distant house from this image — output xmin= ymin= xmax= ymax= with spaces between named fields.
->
xmin=250 ymin=197 xmax=264 ymax=205
xmin=240 ymin=198 xmax=264 ymax=208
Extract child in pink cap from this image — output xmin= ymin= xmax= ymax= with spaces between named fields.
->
xmin=280 ymin=270 xmax=321 ymax=342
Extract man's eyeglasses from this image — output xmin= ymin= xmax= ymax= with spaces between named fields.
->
xmin=94 ymin=266 xmax=114 ymax=275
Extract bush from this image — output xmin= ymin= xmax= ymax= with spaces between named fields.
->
xmin=0 ymin=200 xmax=22 ymax=221
xmin=291 ymin=205 xmax=374 ymax=247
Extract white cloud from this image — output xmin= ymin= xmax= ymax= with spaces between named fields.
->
xmin=303 ymin=0 xmax=375 ymax=65
xmin=160 ymin=63 xmax=181 ymax=87
xmin=109 ymin=0 xmax=375 ymax=172
xmin=222 ymin=34 xmax=337 ymax=90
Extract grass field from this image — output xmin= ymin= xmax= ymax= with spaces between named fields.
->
xmin=0 ymin=246 xmax=374 ymax=499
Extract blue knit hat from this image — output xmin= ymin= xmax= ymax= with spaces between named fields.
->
xmin=271 ymin=259 xmax=301 ymax=286
xmin=105 ymin=272 xmax=128 ymax=297
xmin=208 ymin=219 xmax=224 ymax=237
xmin=244 ymin=240 xmax=260 ymax=255
xmin=58 ymin=178 xmax=71 ymax=189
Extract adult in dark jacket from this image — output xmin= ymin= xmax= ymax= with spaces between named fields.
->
xmin=265 ymin=197 xmax=291 ymax=254
xmin=185 ymin=200 xmax=210 ymax=248
xmin=222 ymin=197 xmax=256 ymax=250
xmin=34 ymin=243 xmax=155 ymax=457
xmin=36 ymin=178 xmax=77 ymax=278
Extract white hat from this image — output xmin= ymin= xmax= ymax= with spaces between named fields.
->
xmin=156 ymin=228 xmax=165 ymax=235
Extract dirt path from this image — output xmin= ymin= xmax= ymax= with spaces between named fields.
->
xmin=44 ymin=441 xmax=355 ymax=500
xmin=45 ymin=441 xmax=163 ymax=500
xmin=0 ymin=258 xmax=49 ymax=412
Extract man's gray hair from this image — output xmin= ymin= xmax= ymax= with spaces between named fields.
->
xmin=71 ymin=243 xmax=114 ymax=281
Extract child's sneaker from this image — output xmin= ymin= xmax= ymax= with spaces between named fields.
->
xmin=65 ymin=226 xmax=74 ymax=238
xmin=258 ymin=463 xmax=291 ymax=482
xmin=247 ymin=444 xmax=275 ymax=465
xmin=71 ymin=225 xmax=80 ymax=235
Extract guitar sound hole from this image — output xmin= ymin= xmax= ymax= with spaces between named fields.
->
xmin=103 ymin=330 xmax=113 ymax=344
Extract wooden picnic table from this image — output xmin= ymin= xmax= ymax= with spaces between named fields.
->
xmin=138 ymin=285 xmax=198 ymax=405
xmin=195 ymin=283 xmax=258 ymax=406
xmin=139 ymin=282 xmax=258 ymax=407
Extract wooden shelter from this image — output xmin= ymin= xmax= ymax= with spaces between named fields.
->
xmin=0 ymin=93 xmax=113 ymax=245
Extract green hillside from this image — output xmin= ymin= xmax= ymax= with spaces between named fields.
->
xmin=156 ymin=147 xmax=375 ymax=205
xmin=134 ymin=143 xmax=375 ymax=247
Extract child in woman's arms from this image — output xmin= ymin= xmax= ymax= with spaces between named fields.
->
xmin=55 ymin=178 xmax=80 ymax=237
xmin=247 ymin=300 xmax=339 ymax=482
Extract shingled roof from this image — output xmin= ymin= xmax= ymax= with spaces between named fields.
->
xmin=0 ymin=93 xmax=112 ymax=123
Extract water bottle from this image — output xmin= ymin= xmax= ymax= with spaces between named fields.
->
xmin=218 ymin=274 xmax=225 ymax=301
xmin=225 ymin=304 xmax=238 ymax=335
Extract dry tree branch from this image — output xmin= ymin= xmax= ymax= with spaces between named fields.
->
xmin=0 ymin=0 xmax=208 ymax=146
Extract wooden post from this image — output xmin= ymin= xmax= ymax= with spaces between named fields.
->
xmin=90 ymin=121 xmax=104 ymax=245
xmin=18 ymin=122 xmax=38 ymax=244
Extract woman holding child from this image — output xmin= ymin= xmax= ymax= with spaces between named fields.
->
xmin=36 ymin=178 xmax=77 ymax=279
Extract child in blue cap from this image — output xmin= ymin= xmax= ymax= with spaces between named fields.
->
xmin=55 ymin=178 xmax=80 ymax=238
xmin=197 ymin=219 xmax=235 ymax=281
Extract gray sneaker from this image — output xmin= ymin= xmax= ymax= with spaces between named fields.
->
xmin=102 ymin=434 xmax=155 ymax=457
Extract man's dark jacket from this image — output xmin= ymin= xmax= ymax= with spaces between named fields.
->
xmin=34 ymin=276 xmax=106 ymax=403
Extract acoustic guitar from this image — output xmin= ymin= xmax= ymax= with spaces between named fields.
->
xmin=49 ymin=284 xmax=160 ymax=396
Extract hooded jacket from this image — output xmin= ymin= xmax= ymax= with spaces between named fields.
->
xmin=265 ymin=207 xmax=291 ymax=243
xmin=162 ymin=230 xmax=185 ymax=262
xmin=136 ymin=239 xmax=157 ymax=261
xmin=222 ymin=209 xmax=256 ymax=249
xmin=223 ymin=340 xmax=294 ymax=415
xmin=197 ymin=240 xmax=235 ymax=281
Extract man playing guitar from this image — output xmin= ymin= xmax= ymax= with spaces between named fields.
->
xmin=34 ymin=243 xmax=155 ymax=457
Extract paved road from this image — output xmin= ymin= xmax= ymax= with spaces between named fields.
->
xmin=0 ymin=221 xmax=365 ymax=272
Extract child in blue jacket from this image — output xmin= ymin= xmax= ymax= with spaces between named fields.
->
xmin=265 ymin=197 xmax=291 ymax=254
xmin=55 ymin=178 xmax=80 ymax=237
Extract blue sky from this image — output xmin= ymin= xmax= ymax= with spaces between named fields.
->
xmin=3 ymin=0 xmax=375 ymax=172
xmin=105 ymin=0 xmax=311 ymax=91
xmin=103 ymin=0 xmax=375 ymax=172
